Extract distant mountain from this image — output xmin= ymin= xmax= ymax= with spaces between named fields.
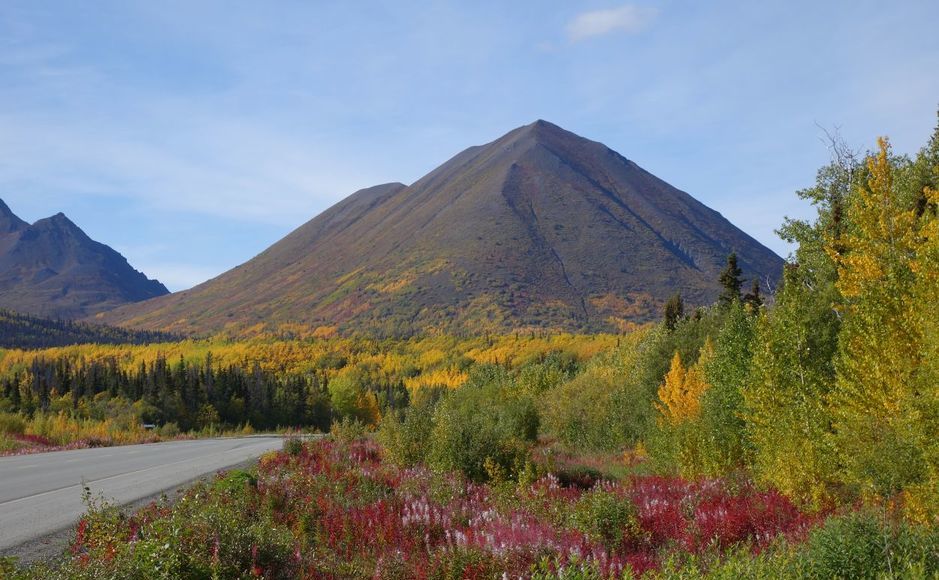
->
xmin=101 ymin=120 xmax=783 ymax=335
xmin=0 ymin=308 xmax=179 ymax=349
xmin=0 ymin=199 xmax=168 ymax=319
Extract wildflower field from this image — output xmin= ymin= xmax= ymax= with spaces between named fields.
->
xmin=11 ymin=437 xmax=937 ymax=579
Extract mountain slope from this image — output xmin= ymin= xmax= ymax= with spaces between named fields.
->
xmin=0 ymin=200 xmax=169 ymax=319
xmin=101 ymin=121 xmax=783 ymax=334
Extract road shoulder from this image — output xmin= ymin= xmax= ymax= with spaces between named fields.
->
xmin=1 ymin=457 xmax=260 ymax=566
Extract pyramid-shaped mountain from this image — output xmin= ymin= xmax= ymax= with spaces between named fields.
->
xmin=101 ymin=121 xmax=783 ymax=334
xmin=0 ymin=199 xmax=168 ymax=319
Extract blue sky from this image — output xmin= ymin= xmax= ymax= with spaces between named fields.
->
xmin=1 ymin=1 xmax=937 ymax=291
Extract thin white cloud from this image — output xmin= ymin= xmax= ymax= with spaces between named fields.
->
xmin=0 ymin=111 xmax=378 ymax=228
xmin=567 ymin=4 xmax=657 ymax=42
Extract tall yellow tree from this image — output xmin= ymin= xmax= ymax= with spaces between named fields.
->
xmin=654 ymin=341 xmax=713 ymax=477
xmin=656 ymin=339 xmax=712 ymax=426
xmin=908 ymin=179 xmax=939 ymax=522
xmin=827 ymin=138 xmax=927 ymax=501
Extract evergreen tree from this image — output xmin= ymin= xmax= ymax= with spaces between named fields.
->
xmin=718 ymin=253 xmax=743 ymax=306
xmin=662 ymin=293 xmax=684 ymax=331
xmin=742 ymin=279 xmax=763 ymax=311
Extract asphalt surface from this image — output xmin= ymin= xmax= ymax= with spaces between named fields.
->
xmin=0 ymin=436 xmax=284 ymax=555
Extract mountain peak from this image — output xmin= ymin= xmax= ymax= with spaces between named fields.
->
xmin=488 ymin=119 xmax=607 ymax=165
xmin=102 ymin=122 xmax=783 ymax=335
xmin=527 ymin=118 xmax=558 ymax=131
xmin=31 ymin=211 xmax=90 ymax=240
xmin=0 ymin=199 xmax=169 ymax=319
xmin=511 ymin=119 xmax=572 ymax=141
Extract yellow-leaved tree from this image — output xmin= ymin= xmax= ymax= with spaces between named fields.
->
xmin=906 ymin=124 xmax=939 ymax=522
xmin=656 ymin=340 xmax=713 ymax=425
xmin=827 ymin=138 xmax=929 ymax=504
xmin=653 ymin=340 xmax=713 ymax=476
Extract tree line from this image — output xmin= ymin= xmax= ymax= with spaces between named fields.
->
xmin=0 ymin=308 xmax=179 ymax=349
xmin=0 ymin=353 xmax=411 ymax=432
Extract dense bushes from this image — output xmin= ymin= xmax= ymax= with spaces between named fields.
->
xmin=380 ymin=365 xmax=539 ymax=482
xmin=543 ymin=330 xmax=651 ymax=452
xmin=802 ymin=510 xmax=939 ymax=578
xmin=570 ymin=489 xmax=643 ymax=552
xmin=376 ymin=387 xmax=440 ymax=466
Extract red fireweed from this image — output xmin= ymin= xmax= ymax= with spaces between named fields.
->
xmin=66 ymin=438 xmax=812 ymax=578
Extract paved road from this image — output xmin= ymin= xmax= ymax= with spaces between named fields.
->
xmin=0 ymin=437 xmax=284 ymax=553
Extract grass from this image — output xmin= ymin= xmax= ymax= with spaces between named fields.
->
xmin=0 ymin=410 xmax=266 ymax=456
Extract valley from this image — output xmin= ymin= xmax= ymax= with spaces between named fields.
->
xmin=2 ymin=120 xmax=939 ymax=578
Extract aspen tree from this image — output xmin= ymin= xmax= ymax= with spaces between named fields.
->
xmin=828 ymin=138 xmax=925 ymax=500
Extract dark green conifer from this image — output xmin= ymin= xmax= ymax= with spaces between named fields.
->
xmin=743 ymin=279 xmax=763 ymax=311
xmin=663 ymin=292 xmax=684 ymax=331
xmin=718 ymin=252 xmax=743 ymax=306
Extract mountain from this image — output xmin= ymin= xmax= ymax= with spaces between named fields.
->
xmin=101 ymin=120 xmax=783 ymax=335
xmin=0 ymin=199 xmax=169 ymax=319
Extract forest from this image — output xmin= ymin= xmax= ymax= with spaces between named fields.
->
xmin=3 ymin=118 xmax=939 ymax=577
xmin=0 ymin=309 xmax=179 ymax=350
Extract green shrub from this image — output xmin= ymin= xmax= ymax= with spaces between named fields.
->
xmin=330 ymin=416 xmax=369 ymax=442
xmin=377 ymin=401 xmax=435 ymax=466
xmin=653 ymin=543 xmax=807 ymax=579
xmin=543 ymin=334 xmax=648 ymax=453
xmin=428 ymin=365 xmax=538 ymax=482
xmin=213 ymin=469 xmax=258 ymax=495
xmin=516 ymin=351 xmax=578 ymax=396
xmin=283 ymin=436 xmax=303 ymax=456
xmin=0 ymin=557 xmax=17 ymax=578
xmin=428 ymin=546 xmax=502 ymax=579
xmin=803 ymin=510 xmax=939 ymax=578
xmin=569 ymin=489 xmax=643 ymax=551
xmin=530 ymin=555 xmax=607 ymax=579
xmin=0 ymin=432 xmax=23 ymax=454
xmin=0 ymin=412 xmax=26 ymax=435
xmin=159 ymin=421 xmax=180 ymax=438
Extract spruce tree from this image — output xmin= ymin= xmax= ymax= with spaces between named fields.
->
xmin=743 ymin=279 xmax=763 ymax=311
xmin=718 ymin=252 xmax=743 ymax=306
xmin=663 ymin=292 xmax=684 ymax=331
